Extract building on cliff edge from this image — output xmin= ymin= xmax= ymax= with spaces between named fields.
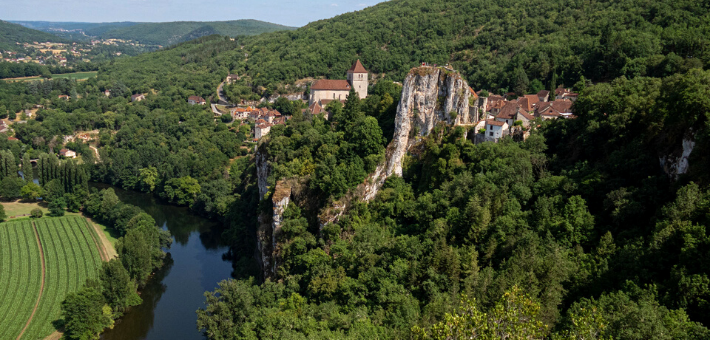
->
xmin=309 ymin=60 xmax=368 ymax=106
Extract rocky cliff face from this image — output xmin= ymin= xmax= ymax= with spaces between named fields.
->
xmin=384 ymin=67 xmax=471 ymax=177
xmin=257 ymin=66 xmax=472 ymax=278
xmin=326 ymin=66 xmax=472 ymax=221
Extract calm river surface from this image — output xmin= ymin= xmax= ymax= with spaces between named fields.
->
xmin=94 ymin=184 xmax=233 ymax=340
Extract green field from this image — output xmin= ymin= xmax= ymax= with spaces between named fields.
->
xmin=0 ymin=216 xmax=103 ymax=339
xmin=51 ymin=71 xmax=97 ymax=80
xmin=0 ymin=221 xmax=42 ymax=340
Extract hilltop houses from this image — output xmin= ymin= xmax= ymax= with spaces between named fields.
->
xmin=228 ymin=106 xmax=288 ymax=140
xmin=475 ymin=85 xmax=576 ymax=143
xmin=188 ymin=96 xmax=207 ymax=105
xmin=309 ymin=60 xmax=369 ymax=106
xmin=131 ymin=93 xmax=145 ymax=102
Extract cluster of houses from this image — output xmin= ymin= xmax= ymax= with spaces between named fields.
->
xmin=230 ymin=106 xmax=288 ymax=140
xmin=475 ymin=86 xmax=578 ymax=142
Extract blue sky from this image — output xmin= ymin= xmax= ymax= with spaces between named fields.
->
xmin=1 ymin=0 xmax=387 ymax=27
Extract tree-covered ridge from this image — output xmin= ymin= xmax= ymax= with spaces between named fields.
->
xmin=199 ymin=64 xmax=710 ymax=338
xmin=89 ymin=20 xmax=296 ymax=46
xmin=217 ymin=0 xmax=709 ymax=92
xmin=0 ymin=20 xmax=67 ymax=51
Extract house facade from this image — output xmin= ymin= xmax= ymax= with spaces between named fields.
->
xmin=485 ymin=120 xmax=509 ymax=139
xmin=188 ymin=96 xmax=206 ymax=105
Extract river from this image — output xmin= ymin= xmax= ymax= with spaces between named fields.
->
xmin=94 ymin=185 xmax=234 ymax=340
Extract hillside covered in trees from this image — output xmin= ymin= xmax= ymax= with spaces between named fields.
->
xmin=13 ymin=19 xmax=296 ymax=46
xmin=2 ymin=0 xmax=710 ymax=338
xmin=0 ymin=20 xmax=66 ymax=51
xmin=220 ymin=0 xmax=709 ymax=94
xmin=90 ymin=20 xmax=295 ymax=46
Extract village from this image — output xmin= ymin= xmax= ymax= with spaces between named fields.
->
xmin=1 ymin=60 xmax=577 ymax=161
xmin=1 ymin=38 xmax=150 ymax=67
xmin=219 ymin=59 xmax=577 ymax=143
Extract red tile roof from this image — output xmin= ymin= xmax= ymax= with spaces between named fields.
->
xmin=311 ymin=79 xmax=352 ymax=91
xmin=309 ymin=101 xmax=322 ymax=115
xmin=537 ymin=90 xmax=550 ymax=97
xmin=188 ymin=95 xmax=206 ymax=103
xmin=347 ymin=59 xmax=368 ymax=73
xmin=486 ymin=119 xmax=506 ymax=127
xmin=498 ymin=102 xmax=520 ymax=120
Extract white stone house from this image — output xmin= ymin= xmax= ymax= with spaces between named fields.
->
xmin=485 ymin=119 xmax=509 ymax=139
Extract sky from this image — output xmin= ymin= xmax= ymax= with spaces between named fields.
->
xmin=0 ymin=0 xmax=387 ymax=27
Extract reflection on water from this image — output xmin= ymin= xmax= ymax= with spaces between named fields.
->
xmin=94 ymin=184 xmax=233 ymax=340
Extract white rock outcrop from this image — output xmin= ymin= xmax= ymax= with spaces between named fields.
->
xmin=361 ymin=67 xmax=471 ymax=201
xmin=660 ymin=133 xmax=696 ymax=180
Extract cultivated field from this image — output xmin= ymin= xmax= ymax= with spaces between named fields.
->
xmin=0 ymin=221 xmax=42 ymax=340
xmin=50 ymin=71 xmax=97 ymax=81
xmin=0 ymin=216 xmax=104 ymax=339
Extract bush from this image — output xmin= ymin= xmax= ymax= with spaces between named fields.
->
xmin=30 ymin=208 xmax=43 ymax=218
xmin=220 ymin=114 xmax=233 ymax=123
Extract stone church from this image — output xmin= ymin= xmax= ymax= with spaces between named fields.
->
xmin=309 ymin=60 xmax=368 ymax=105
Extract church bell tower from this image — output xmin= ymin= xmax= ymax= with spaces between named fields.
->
xmin=347 ymin=59 xmax=368 ymax=99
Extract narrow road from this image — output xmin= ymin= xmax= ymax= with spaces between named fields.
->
xmin=216 ymin=81 xmax=229 ymax=105
xmin=17 ymin=222 xmax=46 ymax=340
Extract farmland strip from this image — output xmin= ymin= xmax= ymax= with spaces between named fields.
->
xmin=16 ymin=221 xmax=46 ymax=340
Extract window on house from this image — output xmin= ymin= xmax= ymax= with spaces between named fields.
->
xmin=489 ymin=132 xmax=494 ymax=136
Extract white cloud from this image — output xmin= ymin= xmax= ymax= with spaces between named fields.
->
xmin=331 ymin=3 xmax=338 ymax=6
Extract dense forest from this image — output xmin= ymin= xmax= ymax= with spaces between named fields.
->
xmin=1 ymin=0 xmax=710 ymax=338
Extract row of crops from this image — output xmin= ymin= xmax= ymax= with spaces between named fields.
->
xmin=0 ymin=216 xmax=104 ymax=340
xmin=0 ymin=220 xmax=42 ymax=340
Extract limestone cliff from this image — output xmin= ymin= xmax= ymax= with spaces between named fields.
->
xmin=257 ymin=66 xmax=472 ymax=278
xmin=323 ymin=66 xmax=472 ymax=223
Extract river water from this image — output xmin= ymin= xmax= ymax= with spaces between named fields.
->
xmin=94 ymin=185 xmax=233 ymax=340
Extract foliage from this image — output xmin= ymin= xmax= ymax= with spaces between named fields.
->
xmin=0 ymin=204 xmax=5 ymax=221
xmin=161 ymin=176 xmax=202 ymax=206
xmin=30 ymin=207 xmax=43 ymax=218
xmin=61 ymin=281 xmax=115 ymax=340
xmin=414 ymin=286 xmax=547 ymax=340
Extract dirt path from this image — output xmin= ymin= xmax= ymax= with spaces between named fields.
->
xmin=86 ymin=218 xmax=117 ymax=259
xmin=89 ymin=145 xmax=100 ymax=162
xmin=43 ymin=331 xmax=62 ymax=340
xmin=17 ymin=222 xmax=46 ymax=340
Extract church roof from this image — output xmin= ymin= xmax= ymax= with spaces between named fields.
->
xmin=311 ymin=79 xmax=351 ymax=91
xmin=347 ymin=59 xmax=368 ymax=73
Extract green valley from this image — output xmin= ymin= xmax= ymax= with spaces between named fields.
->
xmin=1 ymin=0 xmax=710 ymax=339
